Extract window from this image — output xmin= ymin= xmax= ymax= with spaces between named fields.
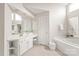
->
xmin=11 ymin=13 xmax=22 ymax=21
xmin=15 ymin=13 xmax=22 ymax=21
xmin=69 ymin=3 xmax=79 ymax=12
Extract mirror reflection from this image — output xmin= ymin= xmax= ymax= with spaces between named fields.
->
xmin=12 ymin=13 xmax=33 ymax=34
xmin=68 ymin=16 xmax=79 ymax=37
xmin=67 ymin=3 xmax=79 ymax=37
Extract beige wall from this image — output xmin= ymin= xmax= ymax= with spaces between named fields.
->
xmin=0 ymin=3 xmax=4 ymax=56
xmin=4 ymin=4 xmax=12 ymax=56
xmin=49 ymin=5 xmax=66 ymax=40
xmin=32 ymin=5 xmax=66 ymax=42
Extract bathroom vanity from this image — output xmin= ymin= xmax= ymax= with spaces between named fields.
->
xmin=7 ymin=33 xmax=37 ymax=56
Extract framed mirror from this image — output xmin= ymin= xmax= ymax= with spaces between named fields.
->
xmin=68 ymin=16 xmax=79 ymax=37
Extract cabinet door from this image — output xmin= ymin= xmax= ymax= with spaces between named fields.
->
xmin=19 ymin=37 xmax=33 ymax=55
xmin=19 ymin=39 xmax=25 ymax=55
xmin=27 ymin=38 xmax=33 ymax=49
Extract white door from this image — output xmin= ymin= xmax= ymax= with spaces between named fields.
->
xmin=37 ymin=12 xmax=49 ymax=45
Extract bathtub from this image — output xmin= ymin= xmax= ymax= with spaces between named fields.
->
xmin=54 ymin=37 xmax=79 ymax=56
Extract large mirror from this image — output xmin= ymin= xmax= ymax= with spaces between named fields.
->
xmin=68 ymin=16 xmax=79 ymax=37
xmin=67 ymin=3 xmax=79 ymax=37
xmin=12 ymin=13 xmax=33 ymax=34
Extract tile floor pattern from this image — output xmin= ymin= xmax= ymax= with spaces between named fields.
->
xmin=22 ymin=45 xmax=63 ymax=56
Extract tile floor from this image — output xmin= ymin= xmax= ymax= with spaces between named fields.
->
xmin=22 ymin=45 xmax=63 ymax=56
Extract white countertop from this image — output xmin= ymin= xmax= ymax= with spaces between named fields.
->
xmin=7 ymin=32 xmax=37 ymax=41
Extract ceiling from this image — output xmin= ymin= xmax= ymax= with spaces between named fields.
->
xmin=23 ymin=3 xmax=68 ymax=10
xmin=24 ymin=7 xmax=47 ymax=15
xmin=8 ymin=3 xmax=68 ymax=18
xmin=23 ymin=3 xmax=68 ymax=15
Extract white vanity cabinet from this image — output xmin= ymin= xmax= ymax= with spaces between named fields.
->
xmin=19 ymin=35 xmax=33 ymax=55
xmin=8 ymin=33 xmax=34 ymax=56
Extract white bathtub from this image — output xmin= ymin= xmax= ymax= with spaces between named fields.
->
xmin=54 ymin=37 xmax=79 ymax=56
